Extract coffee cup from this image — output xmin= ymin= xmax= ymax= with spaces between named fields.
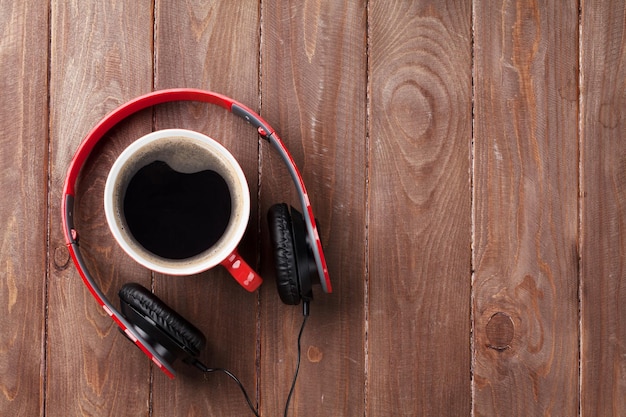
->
xmin=103 ymin=128 xmax=262 ymax=291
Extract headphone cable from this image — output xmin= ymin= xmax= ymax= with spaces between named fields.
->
xmin=193 ymin=300 xmax=310 ymax=417
xmin=192 ymin=361 xmax=260 ymax=417
xmin=283 ymin=301 xmax=309 ymax=417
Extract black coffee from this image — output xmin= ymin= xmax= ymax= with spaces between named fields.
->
xmin=123 ymin=160 xmax=232 ymax=259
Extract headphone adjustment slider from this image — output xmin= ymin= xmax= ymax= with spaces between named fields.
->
xmin=70 ymin=229 xmax=79 ymax=244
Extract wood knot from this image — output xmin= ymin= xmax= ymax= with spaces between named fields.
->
xmin=485 ymin=312 xmax=514 ymax=351
xmin=306 ymin=346 xmax=323 ymax=363
xmin=53 ymin=246 xmax=71 ymax=270
xmin=599 ymin=103 xmax=620 ymax=129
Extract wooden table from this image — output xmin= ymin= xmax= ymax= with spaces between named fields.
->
xmin=1 ymin=1 xmax=625 ymax=416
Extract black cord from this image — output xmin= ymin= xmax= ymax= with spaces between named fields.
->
xmin=191 ymin=360 xmax=260 ymax=417
xmin=193 ymin=300 xmax=310 ymax=417
xmin=284 ymin=305 xmax=309 ymax=417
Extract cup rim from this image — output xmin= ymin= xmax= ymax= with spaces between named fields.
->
xmin=103 ymin=128 xmax=250 ymax=275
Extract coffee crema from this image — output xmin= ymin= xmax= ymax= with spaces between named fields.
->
xmin=123 ymin=160 xmax=232 ymax=260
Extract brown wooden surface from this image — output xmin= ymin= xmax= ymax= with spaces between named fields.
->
xmin=580 ymin=0 xmax=626 ymax=415
xmin=0 ymin=1 xmax=48 ymax=416
xmin=473 ymin=1 xmax=580 ymax=416
xmin=2 ymin=1 xmax=626 ymax=416
xmin=368 ymin=1 xmax=472 ymax=415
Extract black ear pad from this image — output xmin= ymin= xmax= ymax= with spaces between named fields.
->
xmin=118 ymin=283 xmax=206 ymax=360
xmin=267 ymin=203 xmax=301 ymax=305
xmin=287 ymin=205 xmax=316 ymax=300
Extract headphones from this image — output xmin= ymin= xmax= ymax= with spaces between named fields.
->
xmin=61 ymin=88 xmax=332 ymax=379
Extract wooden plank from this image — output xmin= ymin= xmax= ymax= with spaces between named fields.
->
xmin=368 ymin=1 xmax=472 ymax=415
xmin=0 ymin=1 xmax=48 ymax=416
xmin=47 ymin=1 xmax=154 ymax=415
xmin=472 ymin=1 xmax=579 ymax=416
xmin=260 ymin=1 xmax=367 ymax=415
xmin=152 ymin=1 xmax=261 ymax=416
xmin=580 ymin=1 xmax=626 ymax=415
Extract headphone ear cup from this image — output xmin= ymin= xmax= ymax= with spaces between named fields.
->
xmin=267 ymin=203 xmax=301 ymax=305
xmin=118 ymin=283 xmax=207 ymax=363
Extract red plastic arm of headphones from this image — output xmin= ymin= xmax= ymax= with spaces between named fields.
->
xmin=220 ymin=249 xmax=263 ymax=292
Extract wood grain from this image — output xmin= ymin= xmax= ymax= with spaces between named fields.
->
xmin=47 ymin=1 xmax=154 ymax=415
xmin=260 ymin=1 xmax=367 ymax=415
xmin=368 ymin=1 xmax=472 ymax=415
xmin=0 ymin=1 xmax=48 ymax=416
xmin=152 ymin=1 xmax=261 ymax=415
xmin=4 ymin=1 xmax=626 ymax=415
xmin=580 ymin=1 xmax=626 ymax=415
xmin=472 ymin=1 xmax=579 ymax=415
